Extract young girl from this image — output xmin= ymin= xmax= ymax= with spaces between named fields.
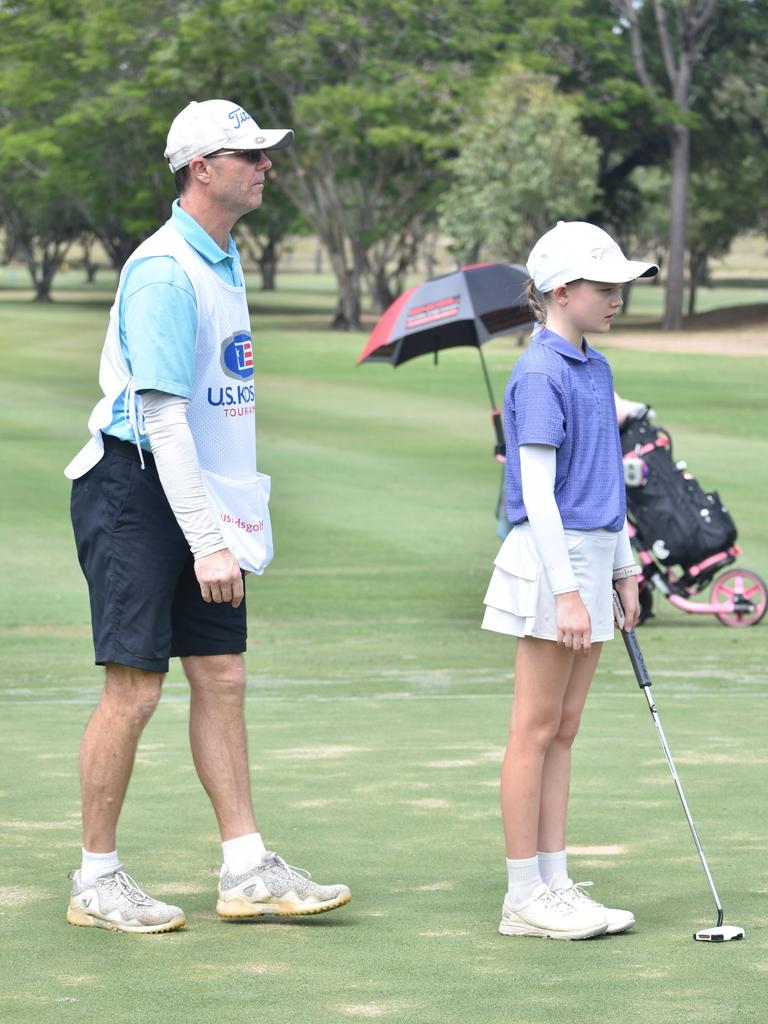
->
xmin=482 ymin=221 xmax=655 ymax=940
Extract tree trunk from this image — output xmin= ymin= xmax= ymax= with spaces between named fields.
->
xmin=662 ymin=122 xmax=689 ymax=330
xmin=687 ymin=250 xmax=708 ymax=318
xmin=369 ymin=265 xmax=394 ymax=316
xmin=327 ymin=247 xmax=363 ymax=330
xmin=82 ymin=234 xmax=98 ymax=283
xmin=331 ymin=280 xmax=363 ymax=330
xmin=27 ymin=239 xmax=69 ymax=302
xmin=422 ymin=232 xmax=438 ymax=279
xmin=101 ymin=232 xmax=143 ymax=271
xmin=259 ymin=239 xmax=277 ymax=291
xmin=463 ymin=241 xmax=481 ymax=266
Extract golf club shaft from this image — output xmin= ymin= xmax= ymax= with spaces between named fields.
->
xmin=615 ymin=599 xmax=724 ymax=927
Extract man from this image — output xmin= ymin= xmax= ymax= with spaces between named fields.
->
xmin=64 ymin=99 xmax=351 ymax=934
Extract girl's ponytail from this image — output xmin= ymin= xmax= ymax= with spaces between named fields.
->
xmin=527 ymin=279 xmax=547 ymax=324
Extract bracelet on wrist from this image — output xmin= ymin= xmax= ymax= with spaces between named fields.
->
xmin=612 ymin=564 xmax=641 ymax=581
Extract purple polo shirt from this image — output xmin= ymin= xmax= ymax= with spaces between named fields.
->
xmin=504 ymin=326 xmax=626 ymax=531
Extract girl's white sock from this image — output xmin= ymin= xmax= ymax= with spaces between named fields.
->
xmin=538 ymin=849 xmax=570 ymax=891
xmin=506 ymin=855 xmax=543 ymax=907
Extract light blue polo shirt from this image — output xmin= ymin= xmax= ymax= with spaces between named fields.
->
xmin=504 ymin=326 xmax=626 ymax=531
xmin=104 ymin=200 xmax=244 ymax=449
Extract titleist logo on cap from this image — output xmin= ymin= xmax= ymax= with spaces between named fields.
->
xmin=589 ymin=244 xmax=622 ymax=260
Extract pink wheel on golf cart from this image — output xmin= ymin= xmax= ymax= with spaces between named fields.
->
xmin=711 ymin=568 xmax=768 ymax=627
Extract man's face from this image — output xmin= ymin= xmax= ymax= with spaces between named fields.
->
xmin=204 ymin=149 xmax=273 ymax=217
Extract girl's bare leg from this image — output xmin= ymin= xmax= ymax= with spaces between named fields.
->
xmin=501 ymin=637 xmax=577 ymax=859
xmin=537 ymin=643 xmax=603 ymax=852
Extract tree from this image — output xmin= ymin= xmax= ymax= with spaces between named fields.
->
xmin=438 ymin=65 xmax=601 ymax=264
xmin=0 ymin=0 xmax=84 ymax=296
xmin=0 ymin=176 xmax=84 ymax=300
xmin=0 ymin=0 xmax=183 ymax=293
xmin=493 ymin=0 xmax=666 ymax=244
xmin=170 ymin=0 xmax=515 ymax=328
xmin=52 ymin=1 xmax=185 ymax=268
xmin=611 ymin=0 xmax=719 ymax=330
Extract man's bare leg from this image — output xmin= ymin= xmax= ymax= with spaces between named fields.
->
xmin=79 ymin=663 xmax=164 ymax=852
xmin=183 ymin=653 xmax=257 ymax=841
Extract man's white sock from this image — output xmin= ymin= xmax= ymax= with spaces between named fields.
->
xmin=80 ymin=848 xmax=121 ymax=885
xmin=538 ymin=849 xmax=570 ymax=891
xmin=506 ymin=855 xmax=543 ymax=907
xmin=222 ymin=832 xmax=267 ymax=875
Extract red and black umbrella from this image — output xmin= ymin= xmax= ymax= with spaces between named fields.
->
xmin=357 ymin=262 xmax=533 ymax=455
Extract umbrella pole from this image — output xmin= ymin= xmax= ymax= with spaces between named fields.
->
xmin=477 ymin=345 xmax=507 ymax=459
xmin=477 ymin=344 xmax=497 ymax=409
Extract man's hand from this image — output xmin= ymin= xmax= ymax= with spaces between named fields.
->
xmin=194 ymin=548 xmax=244 ymax=608
xmin=555 ymin=590 xmax=592 ymax=655
xmin=613 ymin=575 xmax=640 ymax=631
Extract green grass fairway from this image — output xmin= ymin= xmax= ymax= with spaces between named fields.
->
xmin=0 ymin=288 xmax=766 ymax=1024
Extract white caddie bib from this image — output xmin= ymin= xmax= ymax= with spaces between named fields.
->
xmin=64 ymin=223 xmax=273 ymax=575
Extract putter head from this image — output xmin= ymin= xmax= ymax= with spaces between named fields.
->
xmin=693 ymin=925 xmax=745 ymax=942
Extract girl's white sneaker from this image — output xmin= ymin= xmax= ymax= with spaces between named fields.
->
xmin=499 ymin=883 xmax=608 ymax=940
xmin=555 ymin=880 xmax=635 ymax=935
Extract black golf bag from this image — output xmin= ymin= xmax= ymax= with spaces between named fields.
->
xmin=619 ymin=412 xmax=737 ymax=576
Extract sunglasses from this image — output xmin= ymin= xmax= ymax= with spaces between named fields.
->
xmin=206 ymin=148 xmax=267 ymax=164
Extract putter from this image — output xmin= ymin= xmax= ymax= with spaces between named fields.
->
xmin=613 ymin=591 xmax=745 ymax=942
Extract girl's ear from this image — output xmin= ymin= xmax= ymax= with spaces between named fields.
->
xmin=552 ymin=283 xmax=570 ymax=307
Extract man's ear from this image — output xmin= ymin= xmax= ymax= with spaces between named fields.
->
xmin=188 ymin=156 xmax=212 ymax=185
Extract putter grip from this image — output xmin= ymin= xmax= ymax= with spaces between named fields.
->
xmin=613 ymin=589 xmax=652 ymax=689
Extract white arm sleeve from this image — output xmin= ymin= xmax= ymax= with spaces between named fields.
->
xmin=141 ymin=390 xmax=226 ymax=559
xmin=519 ymin=444 xmax=578 ymax=595
xmin=613 ymin=517 xmax=635 ymax=570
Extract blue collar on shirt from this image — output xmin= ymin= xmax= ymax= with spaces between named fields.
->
xmin=532 ymin=325 xmax=599 ymax=364
xmin=169 ymin=198 xmax=238 ymax=266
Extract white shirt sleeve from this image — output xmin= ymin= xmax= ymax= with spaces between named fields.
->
xmin=613 ymin=517 xmax=635 ymax=570
xmin=519 ymin=444 xmax=578 ymax=595
xmin=140 ymin=390 xmax=226 ymax=559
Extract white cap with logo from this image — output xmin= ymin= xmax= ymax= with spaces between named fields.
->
xmin=527 ymin=221 xmax=658 ymax=293
xmin=164 ymin=99 xmax=294 ymax=172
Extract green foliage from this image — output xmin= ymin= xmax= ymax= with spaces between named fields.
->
xmin=162 ymin=0 xmax=518 ymax=322
xmin=0 ymin=0 xmax=185 ymax=271
xmin=438 ymin=64 xmax=600 ymax=262
xmin=1 ymin=0 xmax=767 ymax=310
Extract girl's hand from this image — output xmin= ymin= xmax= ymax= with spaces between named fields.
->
xmin=614 ymin=575 xmax=640 ymax=631
xmin=555 ymin=590 xmax=592 ymax=654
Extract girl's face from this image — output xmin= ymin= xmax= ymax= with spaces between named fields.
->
xmin=560 ymin=280 xmax=624 ymax=334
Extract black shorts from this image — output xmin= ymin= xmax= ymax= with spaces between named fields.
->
xmin=70 ymin=434 xmax=247 ymax=673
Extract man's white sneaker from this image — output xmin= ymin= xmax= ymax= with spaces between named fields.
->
xmin=67 ymin=868 xmax=186 ymax=934
xmin=555 ymin=880 xmax=635 ymax=935
xmin=499 ymin=883 xmax=608 ymax=940
xmin=216 ymin=851 xmax=351 ymax=919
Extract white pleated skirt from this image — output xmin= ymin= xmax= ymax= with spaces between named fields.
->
xmin=481 ymin=523 xmax=618 ymax=642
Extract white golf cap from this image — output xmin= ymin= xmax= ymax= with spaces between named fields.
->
xmin=527 ymin=221 xmax=658 ymax=293
xmin=164 ymin=99 xmax=294 ymax=172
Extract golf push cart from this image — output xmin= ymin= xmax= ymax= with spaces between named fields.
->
xmin=619 ymin=406 xmax=766 ymax=628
